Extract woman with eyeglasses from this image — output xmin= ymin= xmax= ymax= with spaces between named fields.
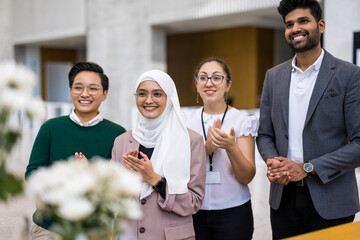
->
xmin=111 ymin=70 xmax=206 ymax=240
xmin=183 ymin=57 xmax=258 ymax=240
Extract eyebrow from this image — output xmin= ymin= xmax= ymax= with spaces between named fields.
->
xmin=199 ymin=71 xmax=223 ymax=75
xmin=73 ymin=83 xmax=101 ymax=87
xmin=137 ymin=88 xmax=163 ymax=92
xmin=285 ymin=16 xmax=310 ymax=25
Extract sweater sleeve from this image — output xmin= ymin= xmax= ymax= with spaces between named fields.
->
xmin=25 ymin=123 xmax=51 ymax=180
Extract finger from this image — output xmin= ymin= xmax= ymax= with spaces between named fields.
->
xmin=212 ymin=127 xmax=228 ymax=138
xmin=270 ymin=161 xmax=285 ymax=169
xmin=212 ymin=119 xmax=219 ymax=128
xmin=126 ymin=155 xmax=142 ymax=167
xmin=210 ymin=128 xmax=223 ymax=140
xmin=128 ymin=149 xmax=139 ymax=157
xmin=211 ymin=136 xmax=223 ymax=147
xmin=267 ymin=174 xmax=281 ymax=182
xmin=270 ymin=166 xmax=286 ymax=174
xmin=212 ymin=140 xmax=220 ymax=148
xmin=124 ymin=159 xmax=138 ymax=171
xmin=274 ymin=156 xmax=287 ymax=161
xmin=207 ymin=125 xmax=212 ymax=135
xmin=229 ymin=128 xmax=235 ymax=137
xmin=278 ymin=176 xmax=289 ymax=185
xmin=139 ymin=151 xmax=150 ymax=162
xmin=215 ymin=118 xmax=222 ymax=129
xmin=75 ymin=152 xmax=80 ymax=159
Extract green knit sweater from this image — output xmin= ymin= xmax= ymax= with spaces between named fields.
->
xmin=25 ymin=115 xmax=126 ymax=230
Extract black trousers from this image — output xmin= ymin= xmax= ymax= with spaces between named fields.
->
xmin=193 ymin=200 xmax=254 ymax=240
xmin=271 ymin=183 xmax=355 ymax=240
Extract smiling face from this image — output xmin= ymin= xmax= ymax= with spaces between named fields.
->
xmin=70 ymin=71 xmax=108 ymax=122
xmin=195 ymin=61 xmax=231 ymax=105
xmin=284 ymin=8 xmax=324 ymax=53
xmin=136 ymin=80 xmax=167 ymax=119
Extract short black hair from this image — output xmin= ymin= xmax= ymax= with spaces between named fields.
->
xmin=68 ymin=62 xmax=109 ymax=91
xmin=194 ymin=57 xmax=231 ymax=83
xmin=278 ymin=0 xmax=322 ymax=22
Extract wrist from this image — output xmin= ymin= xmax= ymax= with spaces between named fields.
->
xmin=151 ymin=174 xmax=162 ymax=186
xmin=153 ymin=177 xmax=165 ymax=193
xmin=303 ymin=162 xmax=315 ymax=177
xmin=226 ymin=141 xmax=237 ymax=153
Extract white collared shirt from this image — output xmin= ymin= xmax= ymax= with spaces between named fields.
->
xmin=183 ymin=107 xmax=258 ymax=210
xmin=69 ymin=108 xmax=103 ymax=127
xmin=287 ymin=49 xmax=324 ymax=163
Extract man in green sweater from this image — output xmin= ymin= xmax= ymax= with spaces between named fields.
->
xmin=25 ymin=62 xmax=126 ymax=239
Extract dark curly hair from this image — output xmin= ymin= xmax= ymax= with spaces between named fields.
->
xmin=278 ymin=0 xmax=322 ymax=22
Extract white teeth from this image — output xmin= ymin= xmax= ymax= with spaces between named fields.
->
xmin=294 ymin=36 xmax=304 ymax=40
xmin=145 ymin=107 xmax=156 ymax=110
xmin=80 ymin=101 xmax=91 ymax=104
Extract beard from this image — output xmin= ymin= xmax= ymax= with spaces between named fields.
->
xmin=287 ymin=25 xmax=321 ymax=53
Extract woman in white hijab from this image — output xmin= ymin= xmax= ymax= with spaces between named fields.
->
xmin=111 ymin=70 xmax=206 ymax=240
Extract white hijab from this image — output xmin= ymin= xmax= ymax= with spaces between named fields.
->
xmin=132 ymin=70 xmax=191 ymax=199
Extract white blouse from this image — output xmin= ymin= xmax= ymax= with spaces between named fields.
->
xmin=183 ymin=107 xmax=258 ymax=210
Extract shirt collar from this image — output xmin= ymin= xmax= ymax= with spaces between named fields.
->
xmin=291 ymin=49 xmax=325 ymax=73
xmin=69 ymin=108 xmax=103 ymax=127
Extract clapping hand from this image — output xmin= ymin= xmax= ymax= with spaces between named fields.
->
xmin=205 ymin=118 xmax=222 ymax=155
xmin=209 ymin=126 xmax=236 ymax=152
xmin=75 ymin=152 xmax=88 ymax=165
xmin=123 ymin=150 xmax=161 ymax=186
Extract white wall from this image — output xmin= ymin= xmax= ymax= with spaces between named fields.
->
xmin=0 ymin=0 xmax=14 ymax=60
xmin=324 ymin=0 xmax=360 ymax=62
xmin=11 ymin=0 xmax=86 ymax=45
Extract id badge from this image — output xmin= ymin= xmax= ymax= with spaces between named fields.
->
xmin=206 ymin=171 xmax=221 ymax=184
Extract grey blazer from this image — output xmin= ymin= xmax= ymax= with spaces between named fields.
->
xmin=256 ymin=50 xmax=360 ymax=219
xmin=111 ymin=129 xmax=206 ymax=240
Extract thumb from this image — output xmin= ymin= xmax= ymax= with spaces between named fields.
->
xmin=207 ymin=125 xmax=212 ymax=135
xmin=229 ymin=127 xmax=235 ymax=137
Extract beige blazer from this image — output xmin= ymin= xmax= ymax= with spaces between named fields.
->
xmin=112 ymin=129 xmax=206 ymax=240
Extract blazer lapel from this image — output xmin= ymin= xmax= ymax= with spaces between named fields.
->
xmin=280 ymin=62 xmax=292 ymax=130
xmin=305 ymin=51 xmax=336 ymax=126
xmin=128 ymin=132 xmax=140 ymax=150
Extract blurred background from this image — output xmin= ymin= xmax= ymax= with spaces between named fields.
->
xmin=1 ymin=0 xmax=360 ymax=239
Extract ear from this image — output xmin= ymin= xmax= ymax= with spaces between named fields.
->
xmin=102 ymin=90 xmax=108 ymax=102
xmin=318 ymin=19 xmax=325 ymax=34
xmin=226 ymin=80 xmax=232 ymax=92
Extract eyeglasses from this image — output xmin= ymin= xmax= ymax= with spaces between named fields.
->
xmin=195 ymin=75 xmax=226 ymax=85
xmin=134 ymin=90 xmax=166 ymax=102
xmin=71 ymin=85 xmax=103 ymax=96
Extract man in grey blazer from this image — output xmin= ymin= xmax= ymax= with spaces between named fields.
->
xmin=256 ymin=0 xmax=360 ymax=239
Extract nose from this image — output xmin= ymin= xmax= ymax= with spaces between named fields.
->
xmin=292 ymin=22 xmax=301 ymax=32
xmin=205 ymin=77 xmax=213 ymax=87
xmin=80 ymin=87 xmax=90 ymax=97
xmin=144 ymin=94 xmax=154 ymax=103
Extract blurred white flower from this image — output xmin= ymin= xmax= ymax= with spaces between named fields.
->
xmin=0 ymin=61 xmax=35 ymax=90
xmin=110 ymin=164 xmax=142 ymax=196
xmin=58 ymin=198 xmax=95 ymax=221
xmin=121 ymin=198 xmax=143 ymax=219
xmin=0 ymin=61 xmax=45 ymax=202
xmin=0 ymin=88 xmax=28 ymax=111
xmin=26 ymin=97 xmax=46 ymax=120
xmin=26 ymin=158 xmax=142 ymax=238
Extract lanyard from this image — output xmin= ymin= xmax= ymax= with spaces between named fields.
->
xmin=201 ymin=104 xmax=228 ymax=171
